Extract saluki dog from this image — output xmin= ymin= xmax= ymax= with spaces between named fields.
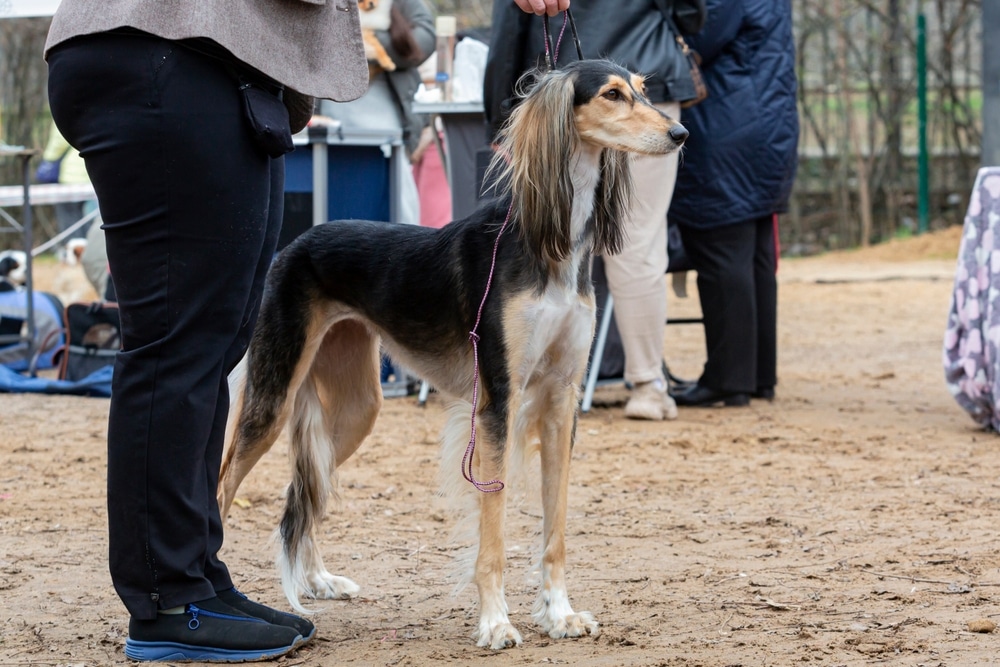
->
xmin=218 ymin=59 xmax=688 ymax=649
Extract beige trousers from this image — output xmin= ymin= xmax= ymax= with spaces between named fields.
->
xmin=602 ymin=102 xmax=681 ymax=385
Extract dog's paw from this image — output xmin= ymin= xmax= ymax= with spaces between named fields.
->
xmin=475 ymin=620 xmax=523 ymax=650
xmin=306 ymin=571 xmax=360 ymax=600
xmin=542 ymin=610 xmax=600 ymax=640
xmin=533 ymin=590 xmax=600 ymax=640
xmin=378 ymin=55 xmax=397 ymax=71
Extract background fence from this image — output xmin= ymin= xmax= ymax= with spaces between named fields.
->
xmin=791 ymin=0 xmax=981 ymax=252
xmin=0 ymin=1 xmax=985 ymax=254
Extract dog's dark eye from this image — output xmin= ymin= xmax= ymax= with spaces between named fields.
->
xmin=603 ymin=89 xmax=622 ymax=101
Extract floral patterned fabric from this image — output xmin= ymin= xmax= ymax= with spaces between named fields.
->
xmin=944 ymin=167 xmax=1000 ymax=430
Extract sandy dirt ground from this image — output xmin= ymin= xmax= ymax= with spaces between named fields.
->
xmin=5 ymin=226 xmax=1000 ymax=666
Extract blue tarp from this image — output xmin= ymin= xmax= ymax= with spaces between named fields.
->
xmin=0 ymin=290 xmax=66 ymax=372
xmin=0 ymin=364 xmax=112 ymax=397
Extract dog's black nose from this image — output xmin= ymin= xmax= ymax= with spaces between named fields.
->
xmin=669 ymin=124 xmax=689 ymax=144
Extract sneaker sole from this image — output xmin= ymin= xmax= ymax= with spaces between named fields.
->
xmin=124 ymin=637 xmax=301 ymax=663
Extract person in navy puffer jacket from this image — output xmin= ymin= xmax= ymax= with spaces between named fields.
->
xmin=669 ymin=0 xmax=799 ymax=408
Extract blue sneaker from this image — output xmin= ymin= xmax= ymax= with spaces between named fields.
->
xmin=216 ymin=587 xmax=316 ymax=644
xmin=124 ymin=596 xmax=302 ymax=662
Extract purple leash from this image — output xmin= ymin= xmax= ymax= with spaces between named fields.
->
xmin=542 ymin=9 xmax=583 ymax=70
xmin=462 ymin=203 xmax=514 ymax=493
xmin=462 ymin=10 xmax=582 ymax=493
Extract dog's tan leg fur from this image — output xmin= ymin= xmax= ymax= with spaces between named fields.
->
xmin=281 ymin=321 xmax=381 ymax=606
xmin=363 ymin=31 xmax=397 ymax=72
xmin=531 ymin=389 xmax=598 ymax=639
xmin=472 ymin=413 xmax=520 ymax=649
xmin=311 ymin=321 xmax=381 ymax=469
xmin=218 ymin=310 xmax=332 ymax=520
xmin=218 ymin=320 xmax=320 ymax=521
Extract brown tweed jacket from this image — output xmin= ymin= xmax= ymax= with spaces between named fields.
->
xmin=44 ymin=0 xmax=370 ymax=101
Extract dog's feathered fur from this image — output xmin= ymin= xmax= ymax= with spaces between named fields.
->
xmin=218 ymin=60 xmax=687 ymax=649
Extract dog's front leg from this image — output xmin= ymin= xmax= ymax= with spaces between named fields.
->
xmin=531 ymin=398 xmax=599 ymax=640
xmin=472 ymin=437 xmax=521 ymax=649
xmin=362 ymin=31 xmax=397 ymax=71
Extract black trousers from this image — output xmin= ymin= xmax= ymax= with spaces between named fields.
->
xmin=678 ymin=217 xmax=777 ymax=394
xmin=48 ymin=32 xmax=284 ymax=619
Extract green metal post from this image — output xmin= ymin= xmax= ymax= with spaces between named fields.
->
xmin=916 ymin=12 xmax=929 ymax=233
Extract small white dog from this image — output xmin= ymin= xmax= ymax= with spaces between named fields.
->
xmin=56 ymin=238 xmax=88 ymax=266
xmin=51 ymin=239 xmax=96 ymax=304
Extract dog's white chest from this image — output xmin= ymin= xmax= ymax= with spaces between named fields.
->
xmin=539 ymin=295 xmax=592 ymax=354
xmin=505 ymin=280 xmax=594 ymax=388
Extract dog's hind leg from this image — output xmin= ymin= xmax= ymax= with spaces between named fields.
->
xmin=217 ymin=303 xmax=330 ymax=520
xmin=279 ymin=320 xmax=382 ymax=611
xmin=218 ymin=358 xmax=257 ymax=520
xmin=530 ymin=391 xmax=599 ymax=640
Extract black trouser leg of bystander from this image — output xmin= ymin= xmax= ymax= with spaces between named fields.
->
xmin=48 ymin=33 xmax=284 ymax=620
xmin=678 ymin=222 xmax=757 ymax=394
xmin=753 ymin=216 xmax=778 ymax=392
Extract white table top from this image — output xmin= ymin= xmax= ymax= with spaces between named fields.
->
xmin=0 ymin=182 xmax=97 ymax=207
xmin=412 ymin=101 xmax=485 ymax=115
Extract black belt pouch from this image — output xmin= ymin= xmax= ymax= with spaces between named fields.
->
xmin=240 ymin=82 xmax=295 ymax=158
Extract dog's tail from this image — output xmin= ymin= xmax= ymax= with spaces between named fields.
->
xmin=437 ymin=399 xmax=479 ymax=593
xmin=277 ymin=373 xmax=337 ymax=614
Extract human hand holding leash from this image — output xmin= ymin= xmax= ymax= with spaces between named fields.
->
xmin=514 ymin=0 xmax=569 ymax=16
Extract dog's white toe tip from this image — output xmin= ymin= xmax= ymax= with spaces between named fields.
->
xmin=476 ymin=623 xmax=523 ymax=650
xmin=544 ymin=612 xmax=600 ymax=639
xmin=307 ymin=573 xmax=361 ymax=600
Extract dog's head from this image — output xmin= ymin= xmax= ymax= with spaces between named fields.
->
xmin=357 ymin=0 xmax=392 ymax=30
xmin=493 ymin=60 xmax=688 ymax=261
xmin=61 ymin=238 xmax=88 ymax=266
xmin=566 ymin=60 xmax=688 ymax=155
xmin=0 ymin=250 xmax=27 ymax=288
xmin=503 ymin=60 xmax=687 ymax=156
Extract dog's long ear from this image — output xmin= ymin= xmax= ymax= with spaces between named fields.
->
xmin=591 ymin=149 xmax=632 ymax=256
xmin=389 ymin=5 xmax=423 ymax=62
xmin=490 ymin=68 xmax=576 ymax=263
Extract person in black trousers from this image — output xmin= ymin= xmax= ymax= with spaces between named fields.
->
xmin=43 ymin=0 xmax=371 ymax=659
xmin=47 ymin=35 xmax=309 ymax=661
xmin=668 ymin=0 xmax=799 ymax=407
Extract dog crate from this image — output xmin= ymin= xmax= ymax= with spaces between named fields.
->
xmin=281 ymin=123 xmax=406 ymax=250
